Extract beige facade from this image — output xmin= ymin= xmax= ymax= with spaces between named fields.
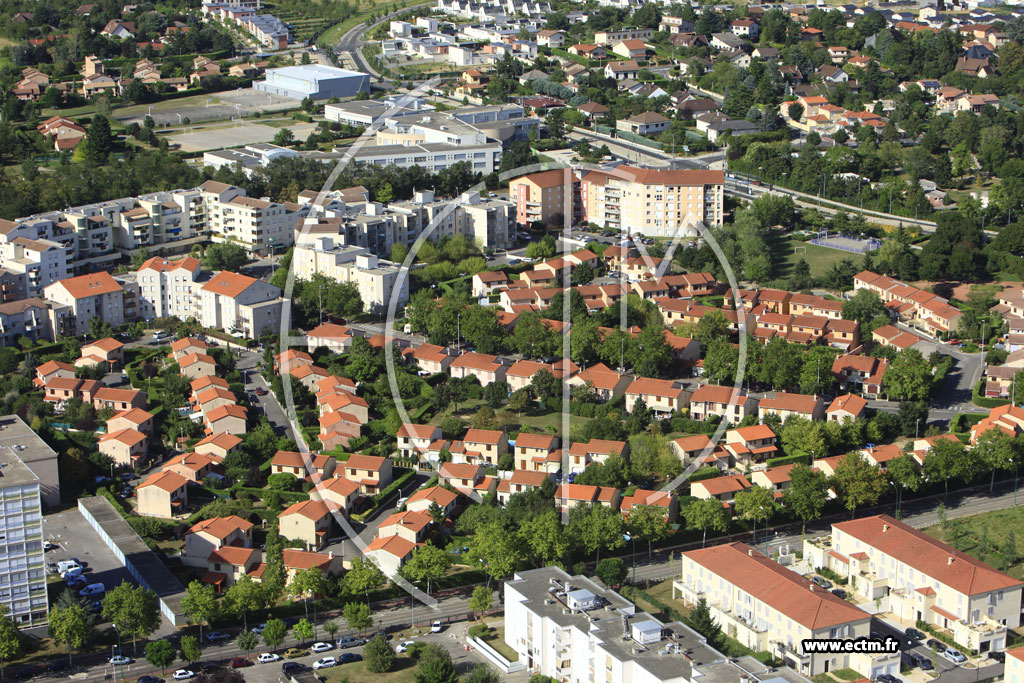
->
xmin=136 ymin=470 xmax=188 ymax=518
xmin=279 ymin=499 xmax=332 ymax=551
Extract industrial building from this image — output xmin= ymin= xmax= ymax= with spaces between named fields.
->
xmin=254 ymin=64 xmax=369 ymax=101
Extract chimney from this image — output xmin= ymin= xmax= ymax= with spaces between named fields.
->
xmin=809 ymin=584 xmax=815 ymax=591
xmin=328 ymin=551 xmax=333 ymax=559
xmin=948 ymin=556 xmax=954 ymax=565
xmin=748 ymin=549 xmax=754 ymax=557
xmin=882 ymin=524 xmax=888 ymax=532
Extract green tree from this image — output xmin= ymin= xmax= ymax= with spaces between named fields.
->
xmin=101 ymin=582 xmax=160 ymax=655
xmin=145 ymin=639 xmax=176 ymax=674
xmin=696 ymin=309 xmax=729 ymax=347
xmin=293 ymin=618 xmax=314 ymax=644
xmin=202 ymin=243 xmax=248 ymax=272
xmin=464 ymin=664 xmax=502 ymax=683
xmin=923 ymin=436 xmax=969 ymax=499
xmin=181 ymin=580 xmax=218 ymax=642
xmin=343 ymin=602 xmax=373 ymax=633
xmin=469 ymin=586 xmax=492 ymax=620
xmin=831 ymin=452 xmax=887 ymax=515
xmin=0 ymin=605 xmax=22 ymax=678
xmin=734 ymin=485 xmax=776 ymax=544
xmin=237 ymin=629 xmax=259 ymax=656
xmin=343 ymin=556 xmax=387 ymax=604
xmin=415 ymin=643 xmax=457 ymax=683
xmin=595 ymin=557 xmax=628 ymax=586
xmin=49 ymin=603 xmax=91 ymax=665
xmin=402 ymin=544 xmax=452 ymax=595
xmin=568 ymin=504 xmax=625 ymax=561
xmin=88 ymin=114 xmax=113 ymax=160
xmin=262 ymin=618 xmax=287 ymax=651
xmin=365 ymin=633 xmax=395 ymax=673
xmin=887 ymin=453 xmax=920 ymax=516
xmin=470 ymin=520 xmax=521 ymax=585
xmin=784 ymin=464 xmax=829 ymax=532
xmin=521 ymin=508 xmax=569 ymax=566
xmin=683 ymin=497 xmax=729 ymax=547
xmin=225 ymin=575 xmax=264 ymax=630
xmin=179 ymin=634 xmax=200 ymax=664
xmin=688 ymin=597 xmax=723 ymax=649
xmin=882 ymin=348 xmax=932 ymax=401
xmin=973 ymin=429 xmax=1015 ymax=492
xmin=626 ymin=504 xmax=671 ymax=559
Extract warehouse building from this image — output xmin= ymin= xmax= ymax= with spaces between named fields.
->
xmin=255 ymin=64 xmax=369 ymax=101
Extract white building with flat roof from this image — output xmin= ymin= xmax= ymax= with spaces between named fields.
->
xmin=255 ymin=64 xmax=369 ymax=100
xmin=291 ymin=237 xmax=408 ymax=312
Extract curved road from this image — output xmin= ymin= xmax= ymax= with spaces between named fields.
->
xmin=335 ymin=2 xmax=432 ymax=84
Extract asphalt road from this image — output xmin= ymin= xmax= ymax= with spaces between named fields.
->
xmin=236 ymin=348 xmax=296 ymax=442
xmin=335 ymin=3 xmax=431 ymax=85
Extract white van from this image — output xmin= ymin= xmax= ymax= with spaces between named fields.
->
xmin=61 ymin=567 xmax=83 ymax=580
xmin=57 ymin=560 xmax=81 ymax=573
xmin=79 ymin=583 xmax=105 ymax=597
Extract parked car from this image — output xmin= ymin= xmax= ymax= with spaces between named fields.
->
xmin=172 ymin=670 xmax=195 ymax=680
xmin=137 ymin=676 xmax=164 ymax=683
xmin=79 ymin=583 xmax=105 ymax=597
xmin=430 ymin=621 xmax=444 ymax=633
xmin=395 ymin=641 xmax=416 ymax=653
xmin=228 ymin=658 xmax=250 ymax=669
xmin=875 ymin=675 xmax=901 ymax=683
xmin=257 ymin=653 xmax=281 ymax=664
xmin=905 ymin=628 xmax=925 ymax=641
xmin=46 ymin=660 xmax=69 ymax=673
xmin=810 ymin=576 xmax=832 ymax=589
xmin=830 ymin=588 xmax=847 ymax=599
xmin=281 ymin=662 xmax=308 ymax=674
xmin=912 ymin=654 xmax=933 ymax=670
xmin=339 ymin=653 xmax=363 ymax=664
xmin=109 ymin=656 xmax=132 ymax=665
xmin=989 ymin=651 xmax=1006 ymax=663
xmin=312 ymin=657 xmax=337 ymax=670
xmin=926 ymin=639 xmax=946 ymax=653
xmin=336 ymin=636 xmax=365 ymax=649
xmin=311 ymin=642 xmax=333 ymax=653
xmin=44 ymin=541 xmax=58 ymax=551
xmin=943 ymin=648 xmax=967 ymax=664
xmin=198 ymin=662 xmax=220 ymax=673
xmin=252 ymin=387 xmax=267 ymax=396
xmin=284 ymin=648 xmax=308 ymax=659
xmin=251 ymin=623 xmax=266 ymax=634
xmin=206 ymin=631 xmax=230 ymax=642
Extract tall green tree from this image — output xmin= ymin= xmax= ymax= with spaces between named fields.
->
xmin=415 ymin=643 xmax=457 ymax=683
xmin=181 ymin=581 xmax=218 ymax=643
xmin=688 ymin=597 xmax=723 ymax=649
xmin=784 ymin=464 xmax=829 ymax=532
xmin=0 ymin=605 xmax=22 ymax=678
xmin=237 ymin=629 xmax=259 ymax=656
xmin=145 ymin=639 xmax=176 ymax=674
xmin=179 ymin=635 xmax=201 ymax=664
xmin=683 ymin=498 xmax=729 ymax=547
xmin=225 ymin=575 xmax=264 ymax=630
xmin=831 ymin=452 xmax=887 ymax=515
xmin=402 ymin=544 xmax=452 ymax=595
xmin=49 ymin=603 xmax=91 ymax=665
xmin=262 ymin=618 xmax=287 ymax=651
xmin=469 ymin=586 xmax=492 ymax=620
xmin=365 ymin=633 xmax=395 ymax=673
xmin=101 ymin=582 xmax=160 ymax=655
xmin=626 ymin=504 xmax=671 ymax=559
xmin=343 ymin=557 xmax=387 ymax=605
xmin=734 ymin=485 xmax=776 ymax=544
xmin=887 ymin=453 xmax=920 ymax=516
xmin=882 ymin=348 xmax=932 ymax=401
xmin=343 ymin=602 xmax=373 ymax=633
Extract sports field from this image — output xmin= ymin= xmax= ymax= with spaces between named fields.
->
xmin=781 ymin=239 xmax=860 ymax=277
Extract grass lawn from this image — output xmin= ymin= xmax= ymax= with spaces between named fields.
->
xmin=475 ymin=620 xmax=518 ymax=662
xmin=317 ymin=0 xmax=429 ymax=47
xmin=779 ymin=238 xmax=861 ymax=278
xmin=923 ymin=505 xmax=1024 ymax=580
xmin=320 ymin=655 xmax=421 ymax=683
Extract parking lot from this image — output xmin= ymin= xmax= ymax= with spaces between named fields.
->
xmin=44 ymin=509 xmax=136 ymax=598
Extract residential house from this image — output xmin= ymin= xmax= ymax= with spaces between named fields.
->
xmin=136 ymin=470 xmax=189 ymax=518
xmin=690 ymin=475 xmax=751 ymax=506
xmin=625 ymin=377 xmax=689 ymax=416
xmin=340 ymin=454 xmax=393 ymax=495
xmin=279 ymin=499 xmax=333 ymax=551
xmin=757 ymin=392 xmax=825 ymax=422
xmin=689 ymin=384 xmax=757 ymax=422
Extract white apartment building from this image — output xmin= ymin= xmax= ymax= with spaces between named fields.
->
xmin=505 ymin=566 xmax=814 ymax=683
xmin=0 ymin=237 xmax=68 ymax=300
xmin=0 ymin=298 xmax=58 ymax=346
xmin=0 ymin=415 xmax=51 ymax=628
xmin=805 ymin=514 xmax=1023 ymax=653
xmin=675 ymin=543 xmax=895 ymax=678
xmin=200 ymin=180 xmax=303 ymax=256
xmin=196 ymin=270 xmax=285 ymax=339
xmin=292 ymin=237 xmax=408 ymax=312
xmin=43 ymin=271 xmax=129 ymax=337
xmin=135 ymin=255 xmax=202 ymax=320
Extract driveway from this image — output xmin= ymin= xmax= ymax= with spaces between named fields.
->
xmin=236 ymin=349 xmax=296 ymax=442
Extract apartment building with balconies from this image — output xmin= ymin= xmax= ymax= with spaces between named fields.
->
xmin=196 ymin=270 xmax=285 ymax=339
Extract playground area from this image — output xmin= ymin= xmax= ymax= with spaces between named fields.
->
xmin=810 ymin=230 xmax=881 ymax=254
xmin=114 ymin=88 xmax=300 ymax=127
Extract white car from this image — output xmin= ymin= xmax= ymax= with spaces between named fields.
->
xmin=395 ymin=640 xmax=416 ymax=653
xmin=430 ymin=621 xmax=444 ymax=633
xmin=943 ymin=648 xmax=967 ymax=664
xmin=172 ymin=670 xmax=195 ymax=680
xmin=251 ymin=623 xmax=266 ymax=634
xmin=109 ymin=656 xmax=133 ymax=665
xmin=257 ymin=653 xmax=281 ymax=664
xmin=311 ymin=642 xmax=333 ymax=653
xmin=312 ymin=657 xmax=337 ymax=670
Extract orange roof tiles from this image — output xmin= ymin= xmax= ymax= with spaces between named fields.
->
xmin=200 ymin=271 xmax=259 ymax=298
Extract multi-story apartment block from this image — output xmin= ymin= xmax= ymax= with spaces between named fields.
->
xmin=509 ymin=169 xmax=579 ymax=228
xmin=196 ymin=271 xmax=285 ymax=339
xmin=0 ymin=419 xmax=49 ymax=628
xmin=200 ymin=180 xmax=302 ymax=256
xmin=0 ymin=298 xmax=58 ymax=346
xmin=805 ymin=514 xmax=1022 ymax=653
xmin=134 ymin=255 xmax=202 ymax=320
xmin=674 ymin=543 xmax=893 ymax=678
xmin=0 ymin=237 xmax=68 ymax=300
xmin=42 ymin=271 xmax=130 ymax=336
xmin=505 ymin=566 xmax=810 ymax=683
xmin=291 ymin=239 xmax=407 ymax=313
xmin=579 ymin=166 xmax=725 ymax=236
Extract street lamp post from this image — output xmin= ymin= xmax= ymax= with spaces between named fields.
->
xmin=623 ymin=533 xmax=636 ymax=585
xmin=112 ymin=624 xmax=123 ymax=683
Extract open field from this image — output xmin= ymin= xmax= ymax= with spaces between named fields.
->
xmin=166 ymin=120 xmax=318 ymax=152
xmin=923 ymin=504 xmax=1024 ymax=579
xmin=780 ymin=238 xmax=861 ymax=277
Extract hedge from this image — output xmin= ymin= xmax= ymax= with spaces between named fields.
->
xmin=766 ymin=453 xmax=811 ymax=468
xmin=973 ymin=379 xmax=1010 ymax=408
xmin=372 ymin=468 xmax=415 ymax=506
xmin=688 ymin=467 xmax=723 ymax=482
xmin=233 ymin=485 xmax=309 ymax=503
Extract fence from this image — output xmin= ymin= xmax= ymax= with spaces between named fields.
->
xmin=616 ymin=129 xmax=665 ymax=150
xmin=468 ymin=635 xmax=526 ymax=674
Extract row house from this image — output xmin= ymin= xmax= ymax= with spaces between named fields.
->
xmin=826 ymin=393 xmax=868 ymax=422
xmin=184 ymin=515 xmax=254 ymax=566
xmin=496 ymin=469 xmax=552 ymax=505
xmin=723 ymin=425 xmax=779 ymax=464
xmin=513 ymin=433 xmax=560 ymax=473
xmin=567 ymin=438 xmax=628 ymax=474
xmin=397 ymin=423 xmax=443 ymax=460
xmin=279 ymin=499 xmax=333 ymax=551
xmin=758 ymin=392 xmax=825 ymax=423
xmin=625 ymin=377 xmax=689 ymax=416
xmin=449 ymin=351 xmax=508 ymax=386
xmin=270 ymin=450 xmax=336 ymax=482
xmin=164 ymin=451 xmax=223 ymax=483
xmin=832 ymin=354 xmax=888 ymax=397
xmin=566 ymin=362 xmax=632 ymax=401
xmin=406 ymin=486 xmax=458 ymax=516
xmin=619 ymin=488 xmax=677 ymax=521
xmin=689 ymin=384 xmax=757 ymax=423
xmin=136 ymin=470 xmax=188 ymax=518
xmin=690 ymin=474 xmax=751 ymax=507
xmin=554 ymin=483 xmax=619 ymax=514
